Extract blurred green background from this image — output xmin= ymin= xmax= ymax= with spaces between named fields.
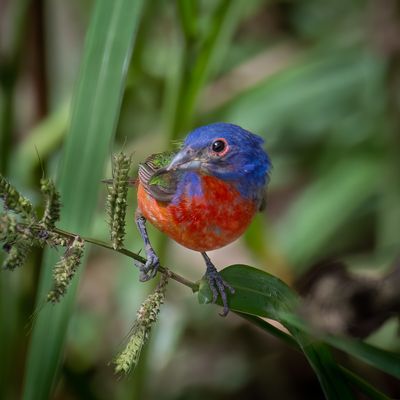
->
xmin=1 ymin=0 xmax=400 ymax=399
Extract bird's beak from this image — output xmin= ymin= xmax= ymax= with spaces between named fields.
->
xmin=166 ymin=150 xmax=202 ymax=171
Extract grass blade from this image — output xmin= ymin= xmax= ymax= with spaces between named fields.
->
xmin=339 ymin=367 xmax=391 ymax=400
xmin=239 ymin=315 xmax=391 ymax=399
xmin=281 ymin=314 xmax=400 ymax=380
xmin=298 ymin=340 xmax=355 ymax=399
xmin=22 ymin=0 xmax=144 ymax=398
xmin=325 ymin=335 xmax=400 ymax=379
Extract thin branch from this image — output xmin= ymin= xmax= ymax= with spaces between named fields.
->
xmin=51 ymin=227 xmax=199 ymax=292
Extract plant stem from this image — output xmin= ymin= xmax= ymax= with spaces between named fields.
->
xmin=51 ymin=227 xmax=199 ymax=292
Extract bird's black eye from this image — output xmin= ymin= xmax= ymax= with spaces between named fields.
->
xmin=211 ymin=139 xmax=226 ymax=154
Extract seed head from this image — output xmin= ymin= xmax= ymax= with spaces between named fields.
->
xmin=113 ymin=274 xmax=168 ymax=375
xmin=2 ymin=240 xmax=31 ymax=270
xmin=106 ymin=153 xmax=132 ymax=250
xmin=40 ymin=178 xmax=61 ymax=229
xmin=0 ymin=213 xmax=17 ymax=242
xmin=47 ymin=236 xmax=85 ymax=303
xmin=0 ymin=174 xmax=34 ymax=218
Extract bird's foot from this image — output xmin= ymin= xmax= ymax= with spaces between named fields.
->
xmin=135 ymin=247 xmax=160 ymax=282
xmin=205 ymin=261 xmax=235 ymax=317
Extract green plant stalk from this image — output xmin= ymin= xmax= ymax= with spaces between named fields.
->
xmin=176 ymin=0 xmax=198 ymax=44
xmin=22 ymin=0 xmax=144 ymax=398
xmin=168 ymin=0 xmax=243 ymax=140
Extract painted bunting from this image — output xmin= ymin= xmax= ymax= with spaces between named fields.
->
xmin=136 ymin=123 xmax=271 ymax=315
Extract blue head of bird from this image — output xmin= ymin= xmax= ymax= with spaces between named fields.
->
xmin=167 ymin=123 xmax=271 ymax=198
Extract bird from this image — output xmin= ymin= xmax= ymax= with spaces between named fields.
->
xmin=135 ymin=122 xmax=271 ymax=316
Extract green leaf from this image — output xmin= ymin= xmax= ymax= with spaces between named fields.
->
xmin=198 ymin=265 xmax=355 ymax=399
xmin=239 ymin=315 xmax=391 ymax=399
xmin=22 ymin=0 xmax=144 ymax=398
xmin=198 ymin=265 xmax=297 ymax=319
xmin=298 ymin=340 xmax=355 ymax=400
xmin=235 ymin=312 xmax=299 ymax=349
xmin=214 ymin=265 xmax=399 ymax=387
xmin=324 ymin=334 xmax=400 ymax=380
xmin=339 ymin=367 xmax=391 ymax=400
xmin=281 ymin=314 xmax=400 ymax=380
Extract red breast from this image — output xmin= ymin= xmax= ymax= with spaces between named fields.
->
xmin=137 ymin=175 xmax=257 ymax=252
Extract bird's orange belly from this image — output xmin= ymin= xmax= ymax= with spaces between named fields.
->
xmin=137 ymin=176 xmax=257 ymax=252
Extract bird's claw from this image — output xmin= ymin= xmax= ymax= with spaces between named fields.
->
xmin=206 ymin=266 xmax=235 ymax=317
xmin=135 ymin=248 xmax=160 ymax=282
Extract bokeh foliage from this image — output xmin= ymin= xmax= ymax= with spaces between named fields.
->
xmin=0 ymin=0 xmax=399 ymax=399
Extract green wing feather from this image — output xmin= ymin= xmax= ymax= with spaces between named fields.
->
xmin=149 ymin=151 xmax=175 ymax=169
xmin=147 ymin=151 xmax=175 ymax=186
xmin=138 ymin=151 xmax=181 ymax=202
